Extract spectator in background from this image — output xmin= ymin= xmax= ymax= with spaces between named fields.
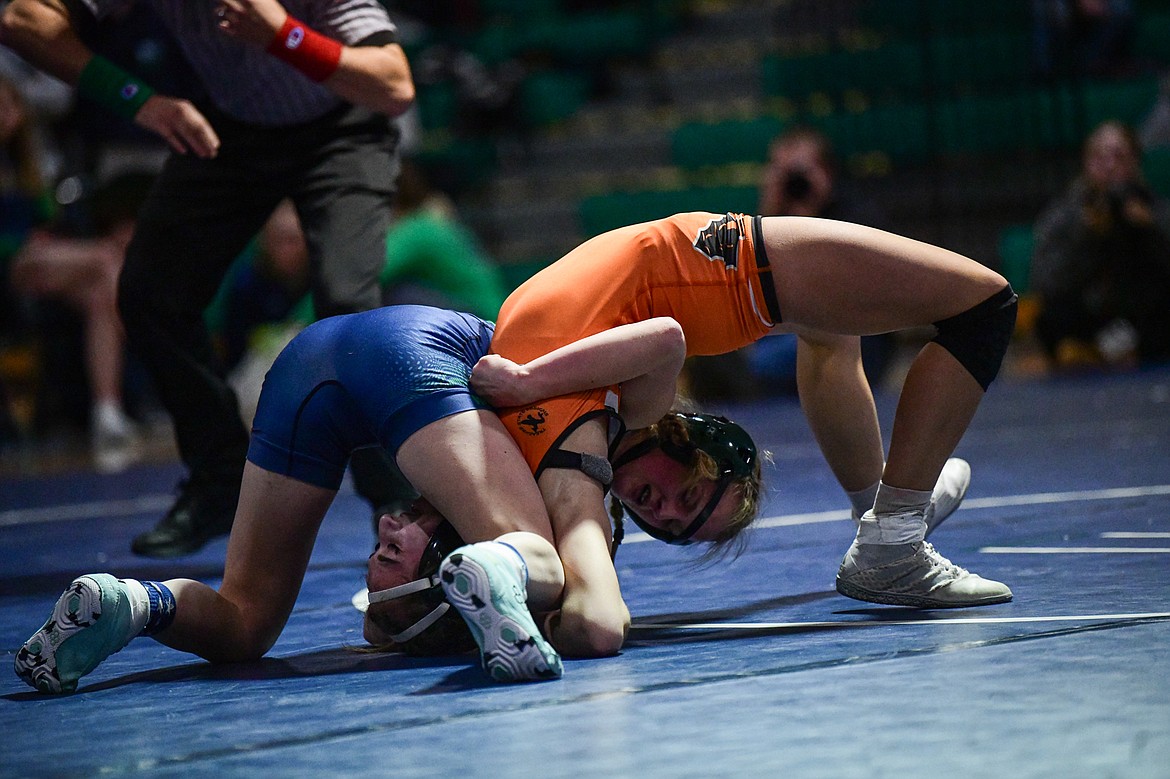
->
xmin=1 ymin=72 xmax=58 ymax=447
xmin=686 ymin=126 xmax=895 ymax=401
xmin=9 ymin=173 xmax=153 ymax=471
xmin=381 ymin=160 xmax=507 ymax=319
xmin=201 ymin=199 xmax=312 ymax=428
xmin=1031 ymin=0 xmax=1137 ymax=80
xmin=209 ymin=199 xmax=312 ymax=376
xmin=1032 ymin=120 xmax=1170 ymax=368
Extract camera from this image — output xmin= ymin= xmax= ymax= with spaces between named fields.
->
xmin=783 ymin=170 xmax=813 ymax=200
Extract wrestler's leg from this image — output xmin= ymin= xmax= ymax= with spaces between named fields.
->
xmin=760 ymin=217 xmax=1013 ymax=608
xmin=395 ymin=409 xmax=563 ymax=610
xmin=15 ymin=463 xmax=335 ymax=693
xmin=762 ymin=216 xmax=1010 ymax=492
xmin=398 ymin=410 xmax=565 ymax=681
xmin=158 ymin=462 xmax=337 ymax=661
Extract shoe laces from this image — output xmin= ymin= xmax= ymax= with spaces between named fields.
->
xmin=921 ymin=541 xmax=969 ymax=577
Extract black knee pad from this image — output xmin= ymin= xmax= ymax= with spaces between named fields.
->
xmin=931 ymin=284 xmax=1018 ymax=390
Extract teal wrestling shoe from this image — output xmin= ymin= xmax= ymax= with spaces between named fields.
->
xmin=14 ymin=574 xmax=135 ymax=694
xmin=440 ymin=546 xmax=562 ymax=682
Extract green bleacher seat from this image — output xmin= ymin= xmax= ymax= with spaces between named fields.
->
xmin=998 ymin=223 xmax=1035 ymax=294
xmin=1080 ymin=76 xmax=1161 ymax=128
xmin=520 ymin=70 xmax=590 ymax=127
xmin=1143 ymin=146 xmax=1170 ymax=198
xmin=926 ymin=31 xmax=1032 ymax=90
xmin=860 ymin=0 xmax=1030 ymax=36
xmin=415 ymin=82 xmax=458 ymax=133
xmin=1135 ymin=10 xmax=1170 ymax=64
xmin=498 ymin=258 xmax=553 ymax=292
xmin=672 ymin=116 xmax=786 ymax=169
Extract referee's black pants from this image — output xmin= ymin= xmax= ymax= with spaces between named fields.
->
xmin=119 ymin=103 xmax=400 ymax=490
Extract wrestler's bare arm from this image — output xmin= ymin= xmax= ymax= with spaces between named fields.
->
xmin=534 ymin=421 xmax=630 ymax=657
xmin=472 ymin=317 xmax=685 ymax=428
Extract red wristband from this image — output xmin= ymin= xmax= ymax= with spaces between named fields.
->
xmin=266 ymin=16 xmax=342 ymax=83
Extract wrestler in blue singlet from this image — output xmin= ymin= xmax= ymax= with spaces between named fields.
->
xmin=247 ymin=305 xmax=495 ymax=490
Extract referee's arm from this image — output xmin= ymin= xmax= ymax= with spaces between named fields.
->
xmin=0 ymin=0 xmax=221 ymax=158
xmin=217 ymin=0 xmax=415 ymax=118
xmin=0 ymin=0 xmax=93 ymax=84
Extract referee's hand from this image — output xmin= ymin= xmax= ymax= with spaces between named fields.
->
xmin=213 ymin=0 xmax=286 ymax=47
xmin=135 ymin=95 xmax=221 ymax=159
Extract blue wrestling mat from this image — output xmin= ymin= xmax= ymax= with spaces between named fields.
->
xmin=2 ymin=366 xmax=1168 ymax=778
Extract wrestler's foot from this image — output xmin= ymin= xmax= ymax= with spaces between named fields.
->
xmin=925 ymin=458 xmax=972 ymax=538
xmin=440 ymin=546 xmax=562 ymax=682
xmin=835 ymin=539 xmax=1012 ymax=609
xmin=14 ymin=574 xmax=136 ymax=694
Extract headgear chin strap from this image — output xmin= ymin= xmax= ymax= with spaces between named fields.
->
xmin=612 ymin=413 xmax=757 ymax=545
xmin=363 ymin=520 xmax=465 ymax=643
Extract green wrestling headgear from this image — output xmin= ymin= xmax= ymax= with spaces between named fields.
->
xmin=611 ymin=412 xmax=758 ymax=544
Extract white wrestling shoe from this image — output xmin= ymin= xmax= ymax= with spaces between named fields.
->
xmin=924 ymin=457 xmax=971 ymax=538
xmin=14 ymin=574 xmax=137 ymax=694
xmin=439 ymin=546 xmax=562 ymax=682
xmin=852 ymin=459 xmax=971 ymax=536
xmin=835 ymin=538 xmax=1012 ymax=609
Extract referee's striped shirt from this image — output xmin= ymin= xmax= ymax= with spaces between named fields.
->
xmin=80 ymin=0 xmax=399 ymax=126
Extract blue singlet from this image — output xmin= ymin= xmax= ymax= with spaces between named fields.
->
xmin=246 ymin=305 xmax=494 ymax=490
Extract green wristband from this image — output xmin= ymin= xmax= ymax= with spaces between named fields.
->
xmin=77 ymin=55 xmax=155 ymax=120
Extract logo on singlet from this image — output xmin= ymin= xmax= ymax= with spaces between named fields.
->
xmin=694 ymin=214 xmax=742 ymax=270
xmin=516 ymin=407 xmax=548 ymax=436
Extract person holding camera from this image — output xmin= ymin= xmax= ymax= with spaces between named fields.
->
xmin=746 ymin=126 xmax=893 ymax=391
xmin=759 ymin=126 xmax=887 ymax=225
xmin=1032 ymin=120 xmax=1170 ymax=368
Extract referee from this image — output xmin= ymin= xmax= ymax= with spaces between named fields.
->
xmin=1 ymin=0 xmax=415 ymax=557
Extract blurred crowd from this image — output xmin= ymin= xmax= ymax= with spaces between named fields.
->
xmin=4 ymin=0 xmax=1170 ymax=479
xmin=0 ymin=2 xmax=508 ymax=473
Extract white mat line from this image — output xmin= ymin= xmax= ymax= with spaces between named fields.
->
xmin=1101 ymin=531 xmax=1170 ymax=539
xmin=630 ymin=612 xmax=1170 ymax=631
xmin=981 ymin=546 xmax=1170 ymax=554
xmin=4 ymin=482 xmax=1170 ymax=530
xmin=0 ymin=495 xmax=173 ymax=527
xmin=962 ymin=484 xmax=1170 ymax=508
xmin=622 ymin=483 xmax=1170 ymax=544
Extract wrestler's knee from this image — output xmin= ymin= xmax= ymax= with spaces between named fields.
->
xmin=931 ymin=284 xmax=1018 ymax=390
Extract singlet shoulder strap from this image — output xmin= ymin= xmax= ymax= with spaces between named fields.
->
xmin=542 ymin=448 xmax=613 ymax=488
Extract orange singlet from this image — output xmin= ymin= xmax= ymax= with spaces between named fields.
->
xmin=492 ymin=212 xmax=781 ymax=474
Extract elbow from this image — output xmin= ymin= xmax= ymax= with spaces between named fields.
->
xmin=369 ymin=79 xmax=413 ymax=118
xmin=666 ymin=318 xmax=686 ymax=363
xmin=383 ymin=88 xmax=414 ymax=119
xmin=374 ymin=48 xmax=415 ymax=117
xmin=651 ymin=316 xmax=686 ymax=367
xmin=576 ymin=620 xmax=627 ymax=658
xmin=561 ymin=609 xmax=629 ymax=658
xmin=0 ymin=5 xmax=29 ymax=48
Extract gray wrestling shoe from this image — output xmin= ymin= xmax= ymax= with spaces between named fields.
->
xmin=14 ymin=574 xmax=136 ymax=694
xmin=924 ymin=457 xmax=971 ymax=538
xmin=440 ymin=546 xmax=562 ymax=682
xmin=836 ymin=539 xmax=1012 ymax=609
